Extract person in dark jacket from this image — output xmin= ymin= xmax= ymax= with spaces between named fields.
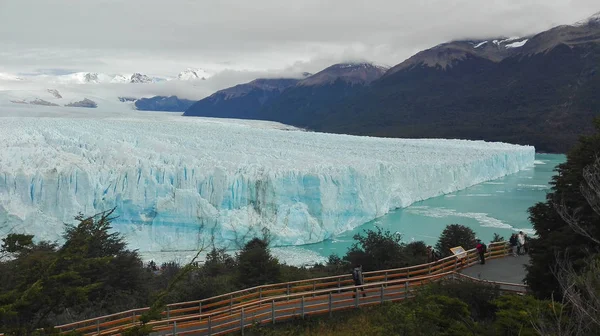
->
xmin=476 ymin=239 xmax=487 ymax=265
xmin=352 ymin=264 xmax=366 ymax=297
xmin=509 ymin=234 xmax=518 ymax=256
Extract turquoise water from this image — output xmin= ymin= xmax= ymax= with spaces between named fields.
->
xmin=301 ymin=153 xmax=564 ymax=259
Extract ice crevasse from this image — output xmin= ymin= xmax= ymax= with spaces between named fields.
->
xmin=0 ymin=116 xmax=535 ymax=252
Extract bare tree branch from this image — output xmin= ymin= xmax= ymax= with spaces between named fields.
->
xmin=553 ymin=157 xmax=600 ymax=245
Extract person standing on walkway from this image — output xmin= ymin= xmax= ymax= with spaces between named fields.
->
xmin=509 ymin=234 xmax=518 ymax=256
xmin=476 ymin=239 xmax=487 ymax=265
xmin=517 ymin=231 xmax=526 ymax=255
xmin=352 ymin=264 xmax=367 ymax=297
xmin=426 ymin=245 xmax=434 ymax=263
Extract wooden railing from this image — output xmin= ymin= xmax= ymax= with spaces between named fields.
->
xmin=54 ymin=242 xmax=517 ymax=335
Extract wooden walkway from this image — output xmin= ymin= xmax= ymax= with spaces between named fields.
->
xmin=51 ymin=242 xmax=527 ymax=336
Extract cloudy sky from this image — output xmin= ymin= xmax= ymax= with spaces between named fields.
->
xmin=0 ymin=1 xmax=598 ymax=81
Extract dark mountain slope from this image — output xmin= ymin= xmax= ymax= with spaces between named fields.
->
xmin=254 ymin=63 xmax=388 ymax=127
xmin=184 ymin=78 xmax=299 ymax=119
xmin=318 ymin=41 xmax=600 ymax=152
xmin=135 ymin=96 xmax=196 ymax=112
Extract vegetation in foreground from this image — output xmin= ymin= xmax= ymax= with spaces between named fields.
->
xmin=0 ymin=206 xmax=479 ymax=334
xmin=241 ymin=281 xmax=564 ymax=336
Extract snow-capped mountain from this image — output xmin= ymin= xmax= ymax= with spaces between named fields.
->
xmin=110 ymin=74 xmax=130 ymax=83
xmin=573 ymin=11 xmax=600 ymax=27
xmin=42 ymin=72 xmax=158 ymax=84
xmin=177 ymin=68 xmax=210 ymax=81
xmin=129 ymin=73 xmax=154 ymax=84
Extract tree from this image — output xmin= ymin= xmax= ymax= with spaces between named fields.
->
xmin=404 ymin=241 xmax=429 ymax=265
xmin=435 ymin=224 xmax=477 ymax=257
xmin=0 ymin=209 xmax=152 ymax=333
xmin=1 ymin=234 xmax=34 ymax=257
xmin=60 ymin=209 xmax=150 ymax=314
xmin=344 ymin=228 xmax=406 ymax=271
xmin=491 ymin=233 xmax=505 ymax=243
xmin=526 ymin=118 xmax=600 ymax=299
xmin=204 ymin=247 xmax=236 ymax=277
xmin=236 ymin=238 xmax=281 ymax=288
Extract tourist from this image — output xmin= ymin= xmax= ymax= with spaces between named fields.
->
xmin=352 ymin=264 xmax=367 ymax=297
xmin=476 ymin=239 xmax=487 ymax=265
xmin=509 ymin=233 xmax=518 ymax=256
xmin=426 ymin=245 xmax=434 ymax=262
xmin=517 ymin=231 xmax=525 ymax=255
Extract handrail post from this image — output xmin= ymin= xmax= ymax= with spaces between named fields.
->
xmin=271 ymin=300 xmax=275 ymax=324
xmin=313 ymin=281 xmax=316 ymax=297
xmin=173 ymin=321 xmax=177 ymax=335
xmin=230 ymin=294 xmax=233 ymax=309
xmin=166 ymin=306 xmax=170 ymax=319
xmin=380 ymin=284 xmax=384 ymax=304
xmin=259 ymin=287 xmax=262 ymax=307
xmin=404 ymin=281 xmax=409 ymax=299
xmin=132 ymin=311 xmax=136 ymax=324
xmin=328 ymin=293 xmax=333 ymax=317
xmin=301 ymin=296 xmax=305 ymax=318
xmin=208 ymin=315 xmax=212 ymax=335
xmin=337 ymin=277 xmax=341 ymax=293
xmin=286 ymin=284 xmax=290 ymax=300
xmin=241 ymin=307 xmax=245 ymax=335
xmin=384 ymin=271 xmax=388 ymax=282
xmin=199 ymin=302 xmax=202 ymax=321
xmin=96 ymin=319 xmax=100 ymax=333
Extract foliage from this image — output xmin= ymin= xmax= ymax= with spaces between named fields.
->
xmin=0 ymin=209 xmax=136 ymax=333
xmin=492 ymin=233 xmax=505 ymax=243
xmin=424 ymin=279 xmax=501 ymax=321
xmin=236 ymin=237 xmax=281 ymax=288
xmin=435 ymin=224 xmax=477 ymax=257
xmin=526 ymin=119 xmax=600 ymax=299
xmin=1 ymin=234 xmax=34 ymax=256
xmin=242 ymin=280 xmax=576 ymax=336
xmin=344 ymin=227 xmax=406 ymax=271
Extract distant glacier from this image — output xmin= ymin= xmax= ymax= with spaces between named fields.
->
xmin=0 ymin=114 xmax=535 ymax=252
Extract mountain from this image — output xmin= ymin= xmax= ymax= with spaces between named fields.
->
xmin=177 ymin=68 xmax=210 ymax=80
xmin=183 ymin=78 xmax=300 ymax=119
xmin=185 ymin=13 xmax=598 ymax=153
xmin=251 ymin=63 xmax=388 ymax=127
xmin=134 ymin=96 xmax=196 ymax=112
xmin=184 ymin=63 xmax=388 ymax=124
xmin=384 ymin=37 xmax=528 ymax=76
xmin=309 ymin=15 xmax=600 ymax=153
xmin=129 ymin=73 xmax=154 ymax=84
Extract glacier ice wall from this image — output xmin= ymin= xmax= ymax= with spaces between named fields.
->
xmin=0 ymin=115 xmax=535 ymax=252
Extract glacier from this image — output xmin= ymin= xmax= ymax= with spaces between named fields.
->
xmin=0 ymin=112 xmax=535 ymax=253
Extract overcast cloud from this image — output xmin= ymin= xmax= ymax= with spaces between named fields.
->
xmin=0 ymin=0 xmax=598 ymax=77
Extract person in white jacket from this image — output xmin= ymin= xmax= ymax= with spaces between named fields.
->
xmin=517 ymin=231 xmax=526 ymax=255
